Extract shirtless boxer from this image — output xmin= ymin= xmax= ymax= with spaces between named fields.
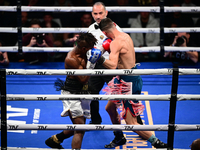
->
xmin=45 ymin=32 xmax=100 ymax=149
xmin=87 ymin=2 xmax=143 ymax=148
xmin=94 ymin=18 xmax=168 ymax=148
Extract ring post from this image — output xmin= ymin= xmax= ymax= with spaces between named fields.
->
xmin=167 ymin=66 xmax=179 ymax=150
xmin=160 ymin=0 xmax=165 ymax=57
xmin=17 ymin=0 xmax=23 ymax=56
xmin=1 ymin=69 xmax=7 ymax=150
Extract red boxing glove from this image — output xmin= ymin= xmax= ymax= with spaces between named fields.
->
xmin=102 ymin=38 xmax=112 ymax=52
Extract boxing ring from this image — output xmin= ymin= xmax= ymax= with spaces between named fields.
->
xmin=1 ymin=2 xmax=200 ymax=150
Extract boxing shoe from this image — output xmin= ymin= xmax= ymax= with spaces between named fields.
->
xmin=105 ymin=131 xmax=126 ymax=148
xmin=45 ymin=135 xmax=64 ymax=149
xmin=152 ymin=139 xmax=168 ymax=148
xmin=105 ymin=136 xmax=126 ymax=148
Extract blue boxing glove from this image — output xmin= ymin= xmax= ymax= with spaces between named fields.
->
xmin=86 ymin=47 xmax=102 ymax=64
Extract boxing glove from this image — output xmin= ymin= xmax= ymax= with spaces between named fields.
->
xmin=86 ymin=61 xmax=96 ymax=69
xmin=102 ymin=38 xmax=112 ymax=52
xmin=86 ymin=47 xmax=102 ymax=64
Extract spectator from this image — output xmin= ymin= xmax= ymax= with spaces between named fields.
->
xmin=182 ymin=0 xmax=196 ymax=6
xmin=151 ymin=0 xmax=159 ymax=6
xmin=164 ymin=32 xmax=198 ymax=64
xmin=164 ymin=0 xmax=195 ymax=48
xmin=194 ymin=17 xmax=200 ymax=47
xmin=63 ymin=33 xmax=79 ymax=47
xmin=22 ymin=19 xmax=54 ymax=63
xmin=21 ymin=0 xmax=54 ymax=18
xmin=0 ymin=40 xmax=9 ymax=65
xmin=21 ymin=12 xmax=30 ymax=28
xmin=165 ymin=0 xmax=194 ymax=28
xmin=80 ymin=12 xmax=93 ymax=27
xmin=109 ymin=0 xmax=137 ymax=27
xmin=136 ymin=0 xmax=151 ymax=6
xmin=190 ymin=138 xmax=200 ymax=150
xmin=54 ymin=0 xmax=75 ymax=46
xmin=150 ymin=0 xmax=160 ymax=18
xmin=25 ymin=0 xmax=54 ymax=6
xmin=54 ymin=0 xmax=73 ymax=6
xmin=64 ymin=13 xmax=93 ymax=47
xmin=41 ymin=12 xmax=62 ymax=47
xmin=75 ymin=0 xmax=96 ymax=6
xmin=129 ymin=12 xmax=160 ymax=61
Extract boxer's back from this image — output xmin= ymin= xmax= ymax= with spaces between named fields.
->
xmin=115 ymin=32 xmax=136 ymax=69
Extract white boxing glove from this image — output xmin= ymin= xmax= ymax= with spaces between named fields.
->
xmin=86 ymin=47 xmax=102 ymax=64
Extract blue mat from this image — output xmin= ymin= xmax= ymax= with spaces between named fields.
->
xmin=1 ymin=62 xmax=200 ymax=149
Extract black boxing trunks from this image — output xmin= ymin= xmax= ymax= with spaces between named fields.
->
xmin=54 ymin=77 xmax=90 ymax=94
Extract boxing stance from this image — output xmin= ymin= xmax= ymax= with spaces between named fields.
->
xmin=87 ymin=18 xmax=168 ymax=148
xmin=87 ymin=2 xmax=143 ymax=149
xmin=45 ymin=32 xmax=101 ymax=149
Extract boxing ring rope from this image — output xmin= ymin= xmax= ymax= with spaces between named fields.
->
xmin=1 ymin=27 xmax=200 ymax=53
xmin=4 ymin=148 xmax=191 ymax=150
xmin=2 ymin=124 xmax=200 ymax=131
xmin=0 ymin=6 xmax=200 ymax=12
xmin=1 ymin=68 xmax=200 ymax=150
xmin=4 ymin=68 xmax=200 ymax=75
xmin=5 ymin=94 xmax=200 ymax=101
xmin=1 ymin=3 xmax=200 ymax=150
xmin=1 ymin=46 xmax=200 ymax=53
xmin=1 ymin=27 xmax=200 ymax=33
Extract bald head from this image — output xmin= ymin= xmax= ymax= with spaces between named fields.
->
xmin=191 ymin=139 xmax=200 ymax=150
xmin=93 ymin=2 xmax=106 ymax=11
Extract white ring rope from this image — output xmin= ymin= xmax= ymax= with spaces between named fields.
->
xmin=1 ymin=46 xmax=200 ymax=53
xmin=0 ymin=27 xmax=200 ymax=33
xmin=4 ymin=148 xmax=191 ymax=150
xmin=0 ymin=6 xmax=200 ymax=13
xmin=6 ymin=94 xmax=200 ymax=101
xmin=1 ymin=5 xmax=199 ymax=150
xmin=5 ymin=68 xmax=200 ymax=75
xmin=2 ymin=124 xmax=200 ymax=131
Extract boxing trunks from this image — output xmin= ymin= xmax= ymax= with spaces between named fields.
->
xmin=54 ymin=77 xmax=91 ymax=119
xmin=103 ymin=66 xmax=144 ymax=119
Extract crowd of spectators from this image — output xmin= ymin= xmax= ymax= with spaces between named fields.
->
xmin=0 ymin=0 xmax=200 ymax=65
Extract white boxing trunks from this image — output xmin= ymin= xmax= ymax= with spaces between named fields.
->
xmin=61 ymin=90 xmax=91 ymax=119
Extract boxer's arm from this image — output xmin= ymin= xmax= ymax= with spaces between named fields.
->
xmin=65 ymin=56 xmax=90 ymax=84
xmin=98 ymin=40 xmax=119 ymax=69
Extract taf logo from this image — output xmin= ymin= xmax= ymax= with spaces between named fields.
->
xmin=66 ymin=71 xmax=75 ymax=75
xmin=38 ymin=125 xmax=47 ymax=130
xmin=93 ymin=97 xmax=102 ymax=101
xmin=66 ymin=126 xmax=76 ymax=130
xmin=124 ymin=70 xmax=133 ymax=75
xmin=125 ymin=126 xmax=134 ymax=130
xmin=7 ymin=71 xmax=18 ymax=75
xmin=37 ymin=72 xmax=46 ymax=75
xmin=8 ymin=125 xmax=19 ymax=130
xmin=95 ymin=126 xmax=105 ymax=130
xmin=37 ymin=97 xmax=47 ymax=100
xmin=95 ymin=71 xmax=104 ymax=75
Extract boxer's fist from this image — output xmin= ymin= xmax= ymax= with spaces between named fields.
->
xmin=86 ymin=47 xmax=102 ymax=64
xmin=102 ymin=38 xmax=112 ymax=52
